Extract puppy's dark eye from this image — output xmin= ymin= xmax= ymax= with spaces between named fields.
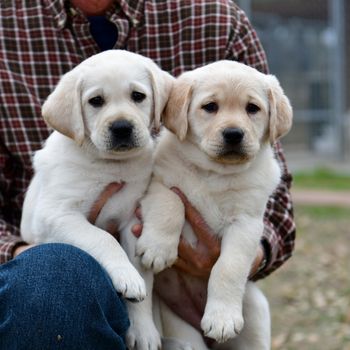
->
xmin=246 ymin=103 xmax=260 ymax=114
xmin=88 ymin=96 xmax=105 ymax=108
xmin=131 ymin=91 xmax=146 ymax=103
xmin=202 ymin=102 xmax=219 ymax=114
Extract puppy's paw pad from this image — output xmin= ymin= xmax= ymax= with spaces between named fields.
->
xmin=201 ymin=306 xmax=244 ymax=343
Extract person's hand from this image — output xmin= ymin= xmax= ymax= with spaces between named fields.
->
xmin=131 ymin=206 xmax=143 ymax=237
xmin=249 ymin=244 xmax=265 ymax=279
xmin=88 ymin=182 xmax=125 ymax=224
xmin=131 ymin=188 xmax=220 ymax=279
xmin=88 ymin=181 xmax=125 ymax=238
xmin=13 ymin=243 xmax=36 ymax=258
xmin=170 ymin=187 xmax=220 ymax=279
xmin=171 ymin=188 xmax=265 ymax=279
xmin=132 ymin=187 xmax=265 ymax=279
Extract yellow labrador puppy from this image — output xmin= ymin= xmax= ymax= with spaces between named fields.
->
xmin=136 ymin=61 xmax=293 ymax=349
xmin=21 ymin=50 xmax=173 ymax=304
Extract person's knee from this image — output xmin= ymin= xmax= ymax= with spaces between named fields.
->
xmin=12 ymin=243 xmax=112 ymax=286
xmin=8 ymin=243 xmax=122 ymax=307
xmin=0 ymin=243 xmax=129 ymax=349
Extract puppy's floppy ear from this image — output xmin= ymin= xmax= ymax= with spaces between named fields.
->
xmin=148 ymin=66 xmax=175 ymax=132
xmin=42 ymin=68 xmax=85 ymax=145
xmin=267 ymin=75 xmax=293 ymax=144
xmin=162 ymin=76 xmax=192 ymax=141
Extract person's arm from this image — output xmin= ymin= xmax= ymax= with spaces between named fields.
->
xmin=254 ymin=141 xmax=295 ymax=280
xmin=226 ymin=2 xmax=269 ymax=74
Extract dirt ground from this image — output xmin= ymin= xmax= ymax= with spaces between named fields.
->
xmin=258 ymin=205 xmax=350 ymax=350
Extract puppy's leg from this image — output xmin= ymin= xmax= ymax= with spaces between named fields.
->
xmin=201 ymin=218 xmax=263 ymax=343
xmin=34 ymin=212 xmax=146 ymax=301
xmin=158 ymin=298 xmax=208 ymax=350
xmin=215 ymin=283 xmax=271 ymax=350
xmin=120 ymin=220 xmax=161 ymax=350
xmin=136 ymin=180 xmax=185 ymax=273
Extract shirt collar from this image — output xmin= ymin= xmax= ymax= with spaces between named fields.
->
xmin=117 ymin=0 xmax=144 ymax=26
xmin=43 ymin=0 xmax=67 ymax=30
xmin=44 ymin=0 xmax=145 ymax=30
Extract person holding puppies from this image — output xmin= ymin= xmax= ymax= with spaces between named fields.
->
xmin=0 ymin=0 xmax=295 ymax=349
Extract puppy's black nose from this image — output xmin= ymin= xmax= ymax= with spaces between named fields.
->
xmin=109 ymin=120 xmax=134 ymax=149
xmin=222 ymin=128 xmax=244 ymax=145
xmin=110 ymin=120 xmax=133 ymax=139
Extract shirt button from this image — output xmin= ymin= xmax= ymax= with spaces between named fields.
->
xmin=58 ymin=19 xmax=65 ymax=27
xmin=70 ymin=8 xmax=78 ymax=16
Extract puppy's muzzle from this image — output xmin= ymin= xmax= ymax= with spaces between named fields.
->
xmin=109 ymin=119 xmax=135 ymax=151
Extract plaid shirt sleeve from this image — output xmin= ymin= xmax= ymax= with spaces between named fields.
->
xmin=226 ymin=2 xmax=269 ymax=74
xmin=254 ymin=141 xmax=296 ymax=280
xmin=0 ymin=145 xmax=27 ymax=263
xmin=0 ymin=221 xmax=24 ymax=263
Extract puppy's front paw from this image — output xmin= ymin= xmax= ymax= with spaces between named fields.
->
xmin=126 ymin=317 xmax=161 ymax=350
xmin=136 ymin=234 xmax=178 ymax=273
xmin=201 ymin=302 xmax=244 ymax=343
xmin=110 ymin=265 xmax=146 ymax=302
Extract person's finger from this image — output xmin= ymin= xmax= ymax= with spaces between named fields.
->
xmin=171 ymin=186 xmax=189 ymax=204
xmin=171 ymin=187 xmax=206 ymax=232
xmin=134 ymin=206 xmax=142 ymax=221
xmin=171 ymin=187 xmax=219 ymax=251
xmin=178 ymin=236 xmax=213 ymax=273
xmin=105 ymin=221 xmax=120 ymax=240
xmin=174 ymin=257 xmax=209 ymax=279
xmin=177 ymin=236 xmax=197 ymax=260
xmin=88 ymin=182 xmax=125 ymax=224
xmin=171 ymin=187 xmax=200 ymax=223
xmin=174 ymin=257 xmax=194 ymax=275
xmin=131 ymin=223 xmax=143 ymax=237
xmin=248 ymin=245 xmax=265 ymax=279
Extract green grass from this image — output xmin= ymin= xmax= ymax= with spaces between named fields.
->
xmin=296 ymin=205 xmax=350 ymax=220
xmin=293 ymin=168 xmax=350 ymax=191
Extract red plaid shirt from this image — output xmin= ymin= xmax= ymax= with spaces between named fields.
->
xmin=0 ymin=0 xmax=295 ymax=279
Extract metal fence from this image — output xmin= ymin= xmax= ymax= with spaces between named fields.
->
xmin=237 ymin=0 xmax=348 ymax=161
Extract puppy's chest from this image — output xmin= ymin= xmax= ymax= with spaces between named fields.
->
xmin=85 ymin=179 xmax=148 ymax=231
xmin=180 ymin=183 xmax=241 ymax=241
xmin=160 ymin=166 xmax=240 ymax=219
xmin=72 ymin=162 xmax=151 ymax=231
xmin=185 ymin=189 xmax=239 ymax=237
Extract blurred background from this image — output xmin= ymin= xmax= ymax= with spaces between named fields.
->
xmin=238 ymin=0 xmax=349 ymax=170
xmin=236 ymin=1 xmax=350 ymax=349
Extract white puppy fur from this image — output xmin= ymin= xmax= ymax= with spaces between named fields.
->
xmin=134 ymin=60 xmax=292 ymax=349
xmin=21 ymin=50 xmax=174 ymax=307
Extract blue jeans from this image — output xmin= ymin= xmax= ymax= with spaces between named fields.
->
xmin=0 ymin=243 xmax=130 ymax=349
